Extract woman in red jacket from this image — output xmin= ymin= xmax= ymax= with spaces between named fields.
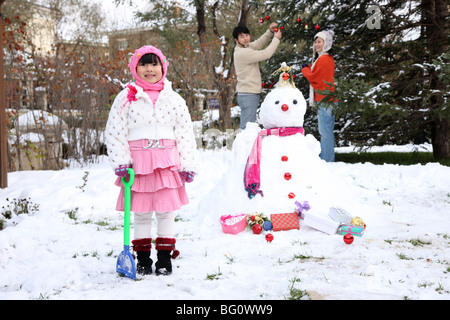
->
xmin=301 ymin=30 xmax=337 ymax=162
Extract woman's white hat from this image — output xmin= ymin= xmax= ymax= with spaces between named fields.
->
xmin=314 ymin=30 xmax=334 ymax=52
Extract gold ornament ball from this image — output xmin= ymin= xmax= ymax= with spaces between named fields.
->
xmin=351 ymin=217 xmax=364 ymax=227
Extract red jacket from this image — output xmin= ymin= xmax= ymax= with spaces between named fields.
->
xmin=301 ymin=54 xmax=337 ymax=102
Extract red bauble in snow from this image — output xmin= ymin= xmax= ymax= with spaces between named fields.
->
xmin=343 ymin=233 xmax=354 ymax=244
xmin=288 ymin=192 xmax=295 ymax=199
xmin=296 ymin=18 xmax=301 ymax=23
xmin=281 ymin=155 xmax=288 ymax=162
xmin=284 ymin=172 xmax=292 ymax=180
xmin=259 ymin=18 xmax=264 ymax=23
xmin=265 ymin=15 xmax=270 ymax=20
xmin=281 ymin=104 xmax=289 ymax=112
xmin=265 ymin=233 xmax=274 ymax=243
xmin=252 ymin=224 xmax=262 ymax=234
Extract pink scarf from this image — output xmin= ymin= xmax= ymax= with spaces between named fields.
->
xmin=244 ymin=127 xmax=305 ymax=199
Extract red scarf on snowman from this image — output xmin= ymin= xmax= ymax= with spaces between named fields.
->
xmin=244 ymin=127 xmax=305 ymax=199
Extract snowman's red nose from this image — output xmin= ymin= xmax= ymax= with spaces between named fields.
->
xmin=281 ymin=104 xmax=289 ymax=112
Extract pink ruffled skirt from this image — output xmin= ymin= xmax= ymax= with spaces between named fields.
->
xmin=115 ymin=139 xmax=189 ymax=213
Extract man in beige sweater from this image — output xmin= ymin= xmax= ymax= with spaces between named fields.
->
xmin=233 ymin=23 xmax=282 ymax=129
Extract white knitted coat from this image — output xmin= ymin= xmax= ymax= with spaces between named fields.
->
xmin=105 ymin=80 xmax=197 ymax=173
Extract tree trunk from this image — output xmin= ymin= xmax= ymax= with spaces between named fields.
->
xmin=194 ymin=0 xmax=251 ymax=130
xmin=422 ymin=0 xmax=449 ymax=159
xmin=432 ymin=117 xmax=450 ymax=160
xmin=238 ymin=0 xmax=251 ymax=27
xmin=1 ymin=0 xmax=9 ymax=188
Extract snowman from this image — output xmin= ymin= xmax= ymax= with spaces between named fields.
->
xmin=199 ymin=63 xmax=338 ymax=219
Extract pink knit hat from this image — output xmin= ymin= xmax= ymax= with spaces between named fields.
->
xmin=128 ymin=45 xmax=169 ymax=89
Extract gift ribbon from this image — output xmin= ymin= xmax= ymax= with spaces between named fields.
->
xmin=295 ymin=200 xmax=310 ymax=213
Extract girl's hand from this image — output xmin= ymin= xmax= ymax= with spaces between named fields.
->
xmin=115 ymin=164 xmax=131 ymax=177
xmin=180 ymin=171 xmax=195 ymax=183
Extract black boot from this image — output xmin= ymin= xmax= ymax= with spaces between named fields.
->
xmin=155 ymin=237 xmax=179 ymax=276
xmin=132 ymin=238 xmax=153 ymax=275
xmin=155 ymin=250 xmax=172 ymax=275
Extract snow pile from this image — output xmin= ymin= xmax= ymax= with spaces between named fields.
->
xmin=0 ymin=151 xmax=449 ymax=300
xmin=1 ymin=70 xmax=449 ymax=299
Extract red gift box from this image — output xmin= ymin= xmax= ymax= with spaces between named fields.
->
xmin=270 ymin=212 xmax=300 ymax=231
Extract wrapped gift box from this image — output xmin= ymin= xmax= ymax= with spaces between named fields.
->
xmin=303 ymin=213 xmax=341 ymax=235
xmin=328 ymin=207 xmax=353 ymax=224
xmin=338 ymin=224 xmax=364 ymax=237
xmin=270 ymin=212 xmax=300 ymax=231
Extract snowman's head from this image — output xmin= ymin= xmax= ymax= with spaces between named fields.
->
xmin=259 ymin=86 xmax=307 ymax=129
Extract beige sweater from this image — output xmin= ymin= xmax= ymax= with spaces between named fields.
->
xmin=234 ymin=29 xmax=281 ymax=94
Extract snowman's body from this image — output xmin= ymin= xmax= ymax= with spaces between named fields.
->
xmin=199 ymin=67 xmax=336 ymax=217
xmin=257 ymin=133 xmax=330 ymax=212
xmin=245 ymin=83 xmax=332 ymax=213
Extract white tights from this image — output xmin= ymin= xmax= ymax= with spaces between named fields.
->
xmin=134 ymin=211 xmax=176 ymax=239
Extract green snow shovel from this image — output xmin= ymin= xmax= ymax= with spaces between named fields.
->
xmin=116 ymin=168 xmax=137 ymax=280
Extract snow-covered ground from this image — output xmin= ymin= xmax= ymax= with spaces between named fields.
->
xmin=1 ymin=145 xmax=449 ymax=300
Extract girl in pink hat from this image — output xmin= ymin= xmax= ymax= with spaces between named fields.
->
xmin=105 ymin=45 xmax=197 ymax=276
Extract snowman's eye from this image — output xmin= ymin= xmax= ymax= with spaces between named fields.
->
xmin=275 ymin=100 xmax=280 ymax=104
xmin=293 ymin=99 xmax=298 ymax=104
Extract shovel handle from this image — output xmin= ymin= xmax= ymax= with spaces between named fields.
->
xmin=121 ymin=168 xmax=135 ymax=187
xmin=121 ymin=168 xmax=135 ymax=247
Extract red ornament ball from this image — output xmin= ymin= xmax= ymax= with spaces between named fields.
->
xmin=265 ymin=15 xmax=270 ymax=20
xmin=261 ymin=82 xmax=265 ymax=88
xmin=281 ymin=104 xmax=289 ymax=112
xmin=288 ymin=192 xmax=295 ymax=199
xmin=252 ymin=224 xmax=262 ymax=234
xmin=281 ymin=155 xmax=288 ymax=162
xmin=265 ymin=234 xmax=274 ymax=243
xmin=259 ymin=18 xmax=264 ymax=23
xmin=282 ymin=72 xmax=290 ymax=81
xmin=274 ymin=27 xmax=278 ymax=32
xmin=343 ymin=233 xmax=354 ymax=244
xmin=284 ymin=172 xmax=292 ymax=180
xmin=315 ymin=24 xmax=320 ymax=30
xmin=296 ymin=18 xmax=301 ymax=23
xmin=280 ymin=26 xmax=284 ymax=30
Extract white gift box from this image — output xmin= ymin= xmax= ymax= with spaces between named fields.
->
xmin=303 ymin=213 xmax=341 ymax=235
xmin=328 ymin=207 xmax=353 ymax=224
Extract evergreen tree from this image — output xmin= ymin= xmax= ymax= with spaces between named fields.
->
xmin=257 ymin=0 xmax=449 ymax=159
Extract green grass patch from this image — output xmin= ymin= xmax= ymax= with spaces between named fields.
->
xmin=335 ymin=152 xmax=450 ymax=166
